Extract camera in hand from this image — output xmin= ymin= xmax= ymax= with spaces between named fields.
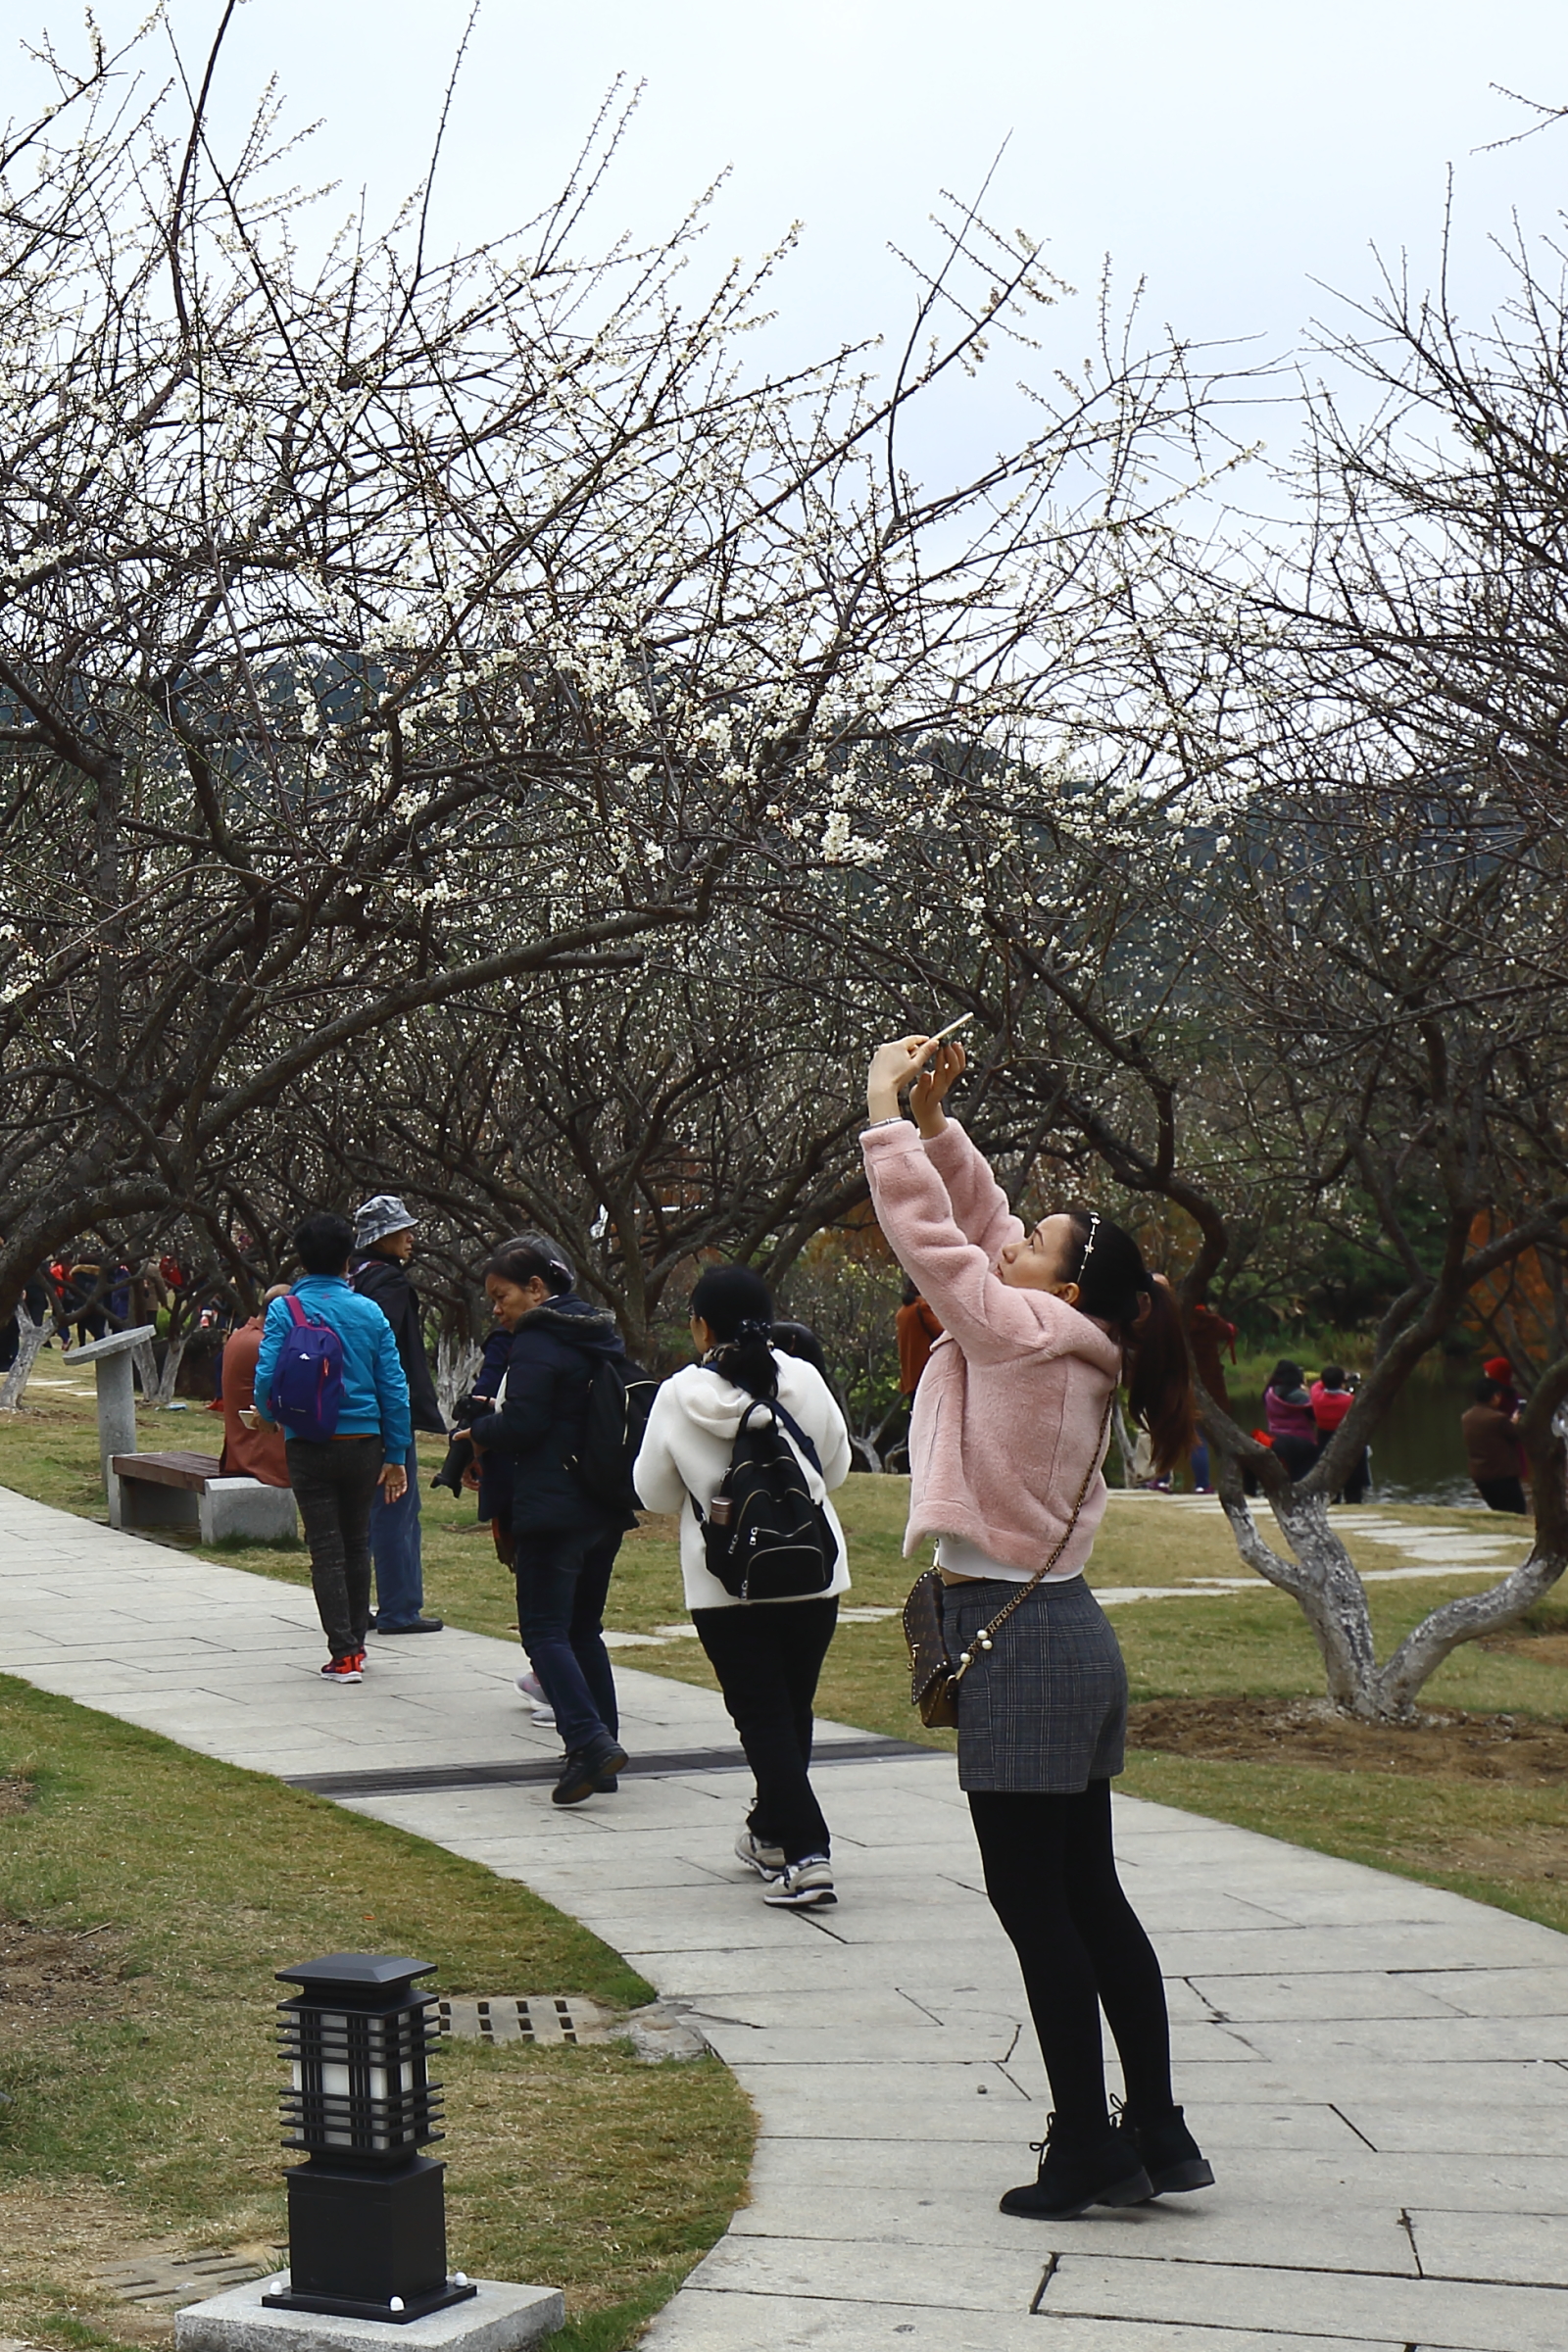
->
xmin=430 ymin=1391 xmax=488 ymax=1495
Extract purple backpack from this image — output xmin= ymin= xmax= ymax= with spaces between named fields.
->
xmin=268 ymin=1295 xmax=345 ymax=1441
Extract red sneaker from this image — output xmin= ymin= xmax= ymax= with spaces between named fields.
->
xmin=321 ymin=1654 xmax=364 ymax=1684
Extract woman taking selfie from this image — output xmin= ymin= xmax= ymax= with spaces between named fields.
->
xmin=861 ymin=1033 xmax=1213 ymax=2222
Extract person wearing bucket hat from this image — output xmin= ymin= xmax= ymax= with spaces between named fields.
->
xmin=351 ymin=1194 xmax=447 ymax=1633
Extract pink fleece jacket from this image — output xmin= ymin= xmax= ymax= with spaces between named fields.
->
xmin=862 ymin=1118 xmax=1121 ymax=1574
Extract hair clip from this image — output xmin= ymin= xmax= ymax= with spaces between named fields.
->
xmin=1079 ymin=1212 xmax=1102 ymax=1273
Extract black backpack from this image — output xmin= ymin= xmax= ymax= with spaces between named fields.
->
xmin=697 ymin=1395 xmax=837 ymax=1601
xmin=569 ymin=1355 xmax=661 ymax=1517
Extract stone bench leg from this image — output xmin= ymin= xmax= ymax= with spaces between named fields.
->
xmin=198 ymin=1478 xmax=298 ymax=1544
xmin=117 ymin=1480 xmax=201 ymax=1532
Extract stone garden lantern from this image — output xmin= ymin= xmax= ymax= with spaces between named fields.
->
xmin=173 ymin=1954 xmax=564 ymax=2352
xmin=263 ymin=1953 xmax=476 ymax=2325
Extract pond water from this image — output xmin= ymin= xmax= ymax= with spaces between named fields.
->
xmin=1228 ymin=1372 xmax=1485 ymax=1509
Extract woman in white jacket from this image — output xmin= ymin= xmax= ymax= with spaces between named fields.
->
xmin=634 ymin=1264 xmax=853 ymax=1908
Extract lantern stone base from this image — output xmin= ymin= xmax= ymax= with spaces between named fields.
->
xmin=273 ymin=2153 xmax=464 ymax=2319
xmin=174 ymin=2278 xmax=564 ymax=2352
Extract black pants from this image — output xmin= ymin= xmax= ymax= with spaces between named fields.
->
xmin=1317 ymin=1440 xmax=1371 ymax=1504
xmin=1477 ymin=1475 xmax=1528 ymax=1514
xmin=1339 ymin=1447 xmax=1371 ymax=1504
xmin=1271 ymin=1433 xmax=1319 ymax=1482
xmin=693 ymin=1596 xmax=838 ymax=1863
xmin=968 ymin=1781 xmax=1174 ymax=2139
xmin=514 ymin=1525 xmax=621 ymax=1752
xmin=286 ymin=1436 xmax=383 ymax=1658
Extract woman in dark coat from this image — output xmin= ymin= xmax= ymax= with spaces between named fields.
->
xmin=460 ymin=1233 xmax=632 ymax=1804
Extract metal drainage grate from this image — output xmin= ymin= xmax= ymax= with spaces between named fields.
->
xmin=438 ymin=1994 xmax=607 ymax=2045
xmin=94 ymin=2246 xmax=283 ymax=2309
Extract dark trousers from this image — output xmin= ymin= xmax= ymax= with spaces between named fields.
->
xmin=514 ymin=1525 xmax=622 ymax=1753
xmin=1316 ymin=1438 xmax=1371 ymax=1503
xmin=1477 ymin=1475 xmax=1528 ymax=1514
xmin=1338 ymin=1448 xmax=1371 ymax=1504
xmin=286 ymin=1436 xmax=384 ymax=1659
xmin=693 ymin=1596 xmax=838 ymax=1863
xmin=969 ymin=1781 xmax=1174 ymax=2140
xmin=1271 ymin=1433 xmax=1319 ymax=1482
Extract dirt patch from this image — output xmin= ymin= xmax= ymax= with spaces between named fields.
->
xmin=1482 ymin=1630 xmax=1568 ymax=1668
xmin=1127 ymin=1695 xmax=1568 ymax=1783
xmin=0 ymin=1781 xmax=29 ymax=1820
xmin=0 ymin=1914 xmax=130 ymax=2034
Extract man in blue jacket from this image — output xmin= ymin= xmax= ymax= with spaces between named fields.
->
xmin=256 ymin=1212 xmax=413 ymax=1683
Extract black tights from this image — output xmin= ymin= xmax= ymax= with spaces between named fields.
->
xmin=968 ymin=1781 xmax=1173 ymax=2139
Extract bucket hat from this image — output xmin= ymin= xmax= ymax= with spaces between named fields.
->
xmin=355 ymin=1193 xmax=417 ymax=1250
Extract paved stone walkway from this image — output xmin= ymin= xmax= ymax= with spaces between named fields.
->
xmin=2 ymin=1479 xmax=1567 ymax=2350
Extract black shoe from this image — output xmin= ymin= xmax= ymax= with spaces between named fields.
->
xmin=375 ymin=1616 xmax=444 ymax=1634
xmin=1120 ymin=2102 xmax=1215 ymax=2195
xmin=999 ymin=2117 xmax=1152 ymax=2220
xmin=552 ymin=1735 xmax=629 ymax=1806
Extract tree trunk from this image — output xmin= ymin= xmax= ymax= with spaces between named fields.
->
xmin=0 ymin=1304 xmax=50 ymax=1410
xmin=1110 ymin=1395 xmax=1138 ymax=1488
xmin=435 ymin=1331 xmax=482 ymax=1426
xmin=153 ymin=1335 xmax=189 ymax=1407
xmin=1212 ymin=1455 xmax=1558 ymax=1720
xmin=131 ymin=1334 xmax=190 ymax=1408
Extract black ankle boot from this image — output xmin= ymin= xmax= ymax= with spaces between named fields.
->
xmin=999 ymin=2116 xmax=1152 ymax=2219
xmin=1120 ymin=2102 xmax=1215 ymax=2195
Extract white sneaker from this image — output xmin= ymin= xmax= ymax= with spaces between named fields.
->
xmin=763 ymin=1854 xmax=836 ymax=1907
xmin=735 ymin=1827 xmax=786 ymax=1880
xmin=515 ymin=1668 xmax=555 ymax=1726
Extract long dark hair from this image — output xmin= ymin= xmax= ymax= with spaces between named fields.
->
xmin=691 ymin=1263 xmax=777 ymax=1399
xmin=1061 ymin=1206 xmax=1197 ymax=1476
xmin=1267 ymin=1358 xmax=1304 ymax=1396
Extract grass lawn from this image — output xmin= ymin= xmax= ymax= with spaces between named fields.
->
xmin=0 ymin=1673 xmax=753 ymax=2352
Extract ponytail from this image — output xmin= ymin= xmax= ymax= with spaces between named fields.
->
xmin=690 ymin=1263 xmax=778 ymax=1401
xmin=1062 ymin=1206 xmax=1198 ymax=1477
xmin=1123 ymin=1279 xmax=1198 ymax=1475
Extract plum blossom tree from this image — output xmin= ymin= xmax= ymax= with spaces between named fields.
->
xmin=833 ymin=540 xmax=1568 ymax=1721
xmin=0 ymin=12 xmax=1217 ymax=1364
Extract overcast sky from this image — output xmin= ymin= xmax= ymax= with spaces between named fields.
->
xmin=21 ymin=1 xmax=1568 ymax=468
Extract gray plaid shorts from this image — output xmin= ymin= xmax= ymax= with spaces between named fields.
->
xmin=944 ymin=1573 xmax=1127 ymax=1792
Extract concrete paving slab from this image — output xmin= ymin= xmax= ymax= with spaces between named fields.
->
xmin=1153 ymin=1923 xmax=1566 ymax=1974
xmin=3 ymin=1479 xmax=1566 ymax=2352
xmin=1133 ymin=2058 xmax=1568 ymax=2107
xmin=1187 ymin=1971 xmax=1487 ymax=2021
xmin=1192 ymin=2146 xmax=1568 ymax=2211
xmin=682 ymin=2232 xmax=1045 ymax=2311
xmin=1408 ymin=2208 xmax=1568 ymax=2286
xmin=637 ymin=2290 xmax=1062 ymax=2352
xmin=722 ymin=2182 xmax=1420 ymax=2276
xmin=1407 ymin=1968 xmax=1568 ymax=2017
xmin=1041 ymin=2251 xmax=1568 ymax=2351
xmin=1241 ymin=2017 xmax=1568 ymax=2063
xmin=1335 ymin=2102 xmax=1568 ymax=2156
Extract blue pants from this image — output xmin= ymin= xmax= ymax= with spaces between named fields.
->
xmin=514 ymin=1525 xmax=621 ymax=1752
xmin=368 ymin=1445 xmax=425 ymax=1628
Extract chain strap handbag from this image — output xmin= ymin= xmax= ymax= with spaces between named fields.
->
xmin=903 ymin=1388 xmax=1115 ymax=1728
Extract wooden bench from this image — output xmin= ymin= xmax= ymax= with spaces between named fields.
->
xmin=110 ymin=1449 xmax=298 ymax=1544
